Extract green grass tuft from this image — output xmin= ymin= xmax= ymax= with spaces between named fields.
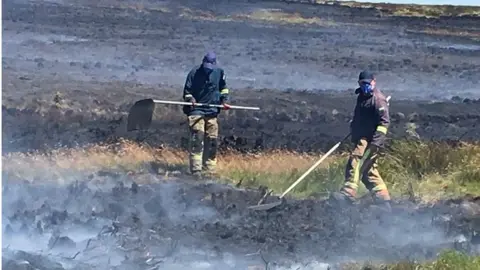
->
xmin=340 ymin=250 xmax=480 ymax=269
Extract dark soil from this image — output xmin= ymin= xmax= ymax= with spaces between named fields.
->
xmin=2 ymin=173 xmax=480 ymax=269
xmin=2 ymin=0 xmax=480 ymax=269
xmin=2 ymin=0 xmax=480 ymax=154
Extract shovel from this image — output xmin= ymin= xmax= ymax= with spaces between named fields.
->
xmin=127 ymin=98 xmax=261 ymax=131
xmin=247 ymin=133 xmax=351 ymax=211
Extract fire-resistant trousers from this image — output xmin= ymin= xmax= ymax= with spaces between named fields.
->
xmin=187 ymin=115 xmax=219 ymax=174
xmin=340 ymin=138 xmax=391 ymax=202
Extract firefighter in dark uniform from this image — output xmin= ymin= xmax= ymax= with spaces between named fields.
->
xmin=331 ymin=71 xmax=392 ymax=212
xmin=182 ymin=51 xmax=230 ymax=178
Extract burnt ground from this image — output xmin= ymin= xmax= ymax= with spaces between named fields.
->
xmin=2 ymin=173 xmax=480 ymax=270
xmin=2 ymin=0 xmax=480 ymax=269
xmin=2 ymin=0 xmax=480 ymax=154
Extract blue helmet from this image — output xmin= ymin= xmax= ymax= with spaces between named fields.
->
xmin=202 ymin=51 xmax=217 ymax=73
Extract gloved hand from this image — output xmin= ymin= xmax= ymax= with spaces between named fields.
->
xmin=222 ymin=103 xmax=231 ymax=111
xmin=371 ymin=130 xmax=386 ymax=148
xmin=185 ymin=96 xmax=196 ymax=107
xmin=365 ymin=144 xmax=379 ymax=157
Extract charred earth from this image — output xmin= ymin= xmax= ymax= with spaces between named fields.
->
xmin=2 ymin=0 xmax=480 ymax=269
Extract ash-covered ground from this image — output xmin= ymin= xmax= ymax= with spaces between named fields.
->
xmin=2 ymin=0 xmax=480 ymax=153
xmin=3 ymin=173 xmax=480 ymax=270
xmin=2 ymin=0 xmax=480 ymax=269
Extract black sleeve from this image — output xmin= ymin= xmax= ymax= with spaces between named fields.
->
xmin=219 ymin=69 xmax=229 ymax=102
xmin=371 ymin=95 xmax=390 ymax=147
xmin=183 ymin=70 xmax=195 ymax=102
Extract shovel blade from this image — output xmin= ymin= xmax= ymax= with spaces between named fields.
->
xmin=127 ymin=99 xmax=156 ymax=131
xmin=247 ymin=200 xmax=282 ymax=211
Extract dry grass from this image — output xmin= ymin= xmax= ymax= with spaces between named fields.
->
xmin=3 ymin=139 xmax=480 ymax=201
xmin=388 ymin=5 xmax=480 ymax=18
xmin=2 ymin=139 xmax=181 ymax=182
xmin=405 ymin=28 xmax=480 ymax=41
xmin=234 ymin=9 xmax=334 ymax=26
xmin=313 ymin=1 xmax=480 ymax=18
xmin=1 ymin=140 xmax=323 ymax=183
xmin=176 ymin=7 xmax=336 ymax=26
xmin=90 ymin=0 xmax=172 ymax=14
xmin=179 ymin=7 xmax=224 ymax=21
xmin=217 ymin=150 xmax=333 ymax=174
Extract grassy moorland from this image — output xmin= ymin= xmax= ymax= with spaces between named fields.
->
xmin=3 ymin=138 xmax=480 ymax=203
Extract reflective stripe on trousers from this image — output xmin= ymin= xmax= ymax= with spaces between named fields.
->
xmin=340 ymin=138 xmax=391 ymax=201
xmin=187 ymin=115 xmax=219 ymax=174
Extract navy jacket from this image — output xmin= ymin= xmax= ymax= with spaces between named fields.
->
xmin=182 ymin=65 xmax=229 ymax=116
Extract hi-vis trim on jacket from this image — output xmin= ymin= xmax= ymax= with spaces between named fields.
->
xmin=376 ymin=125 xmax=388 ymax=134
xmin=183 ymin=65 xmax=229 ymax=116
xmin=220 ymin=88 xmax=229 ymax=95
xmin=350 ymin=87 xmax=390 ymax=147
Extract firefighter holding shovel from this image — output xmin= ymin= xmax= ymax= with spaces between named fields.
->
xmin=330 ymin=70 xmax=392 ymax=212
xmin=182 ymin=51 xmax=231 ymax=178
xmin=126 ymin=52 xmax=258 ymax=178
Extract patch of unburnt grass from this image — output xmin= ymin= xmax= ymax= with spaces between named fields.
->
xmin=3 ymin=139 xmax=479 ymax=202
xmin=404 ymin=27 xmax=480 ymax=42
xmin=233 ymin=9 xmax=334 ymax=26
xmin=339 ymin=250 xmax=480 ymax=270
xmin=313 ymin=1 xmax=480 ymax=18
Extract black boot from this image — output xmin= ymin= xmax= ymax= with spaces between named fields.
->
xmin=190 ymin=171 xmax=203 ymax=180
xmin=369 ymin=199 xmax=392 ymax=213
xmin=329 ymin=191 xmax=355 ymax=208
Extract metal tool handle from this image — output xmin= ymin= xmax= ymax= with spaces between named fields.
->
xmin=279 ymin=133 xmax=351 ymax=199
xmin=152 ymin=100 xmax=260 ymax=110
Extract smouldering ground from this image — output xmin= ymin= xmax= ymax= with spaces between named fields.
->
xmin=3 ymin=0 xmax=480 ymax=269
xmin=3 ymin=139 xmax=480 ymax=269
